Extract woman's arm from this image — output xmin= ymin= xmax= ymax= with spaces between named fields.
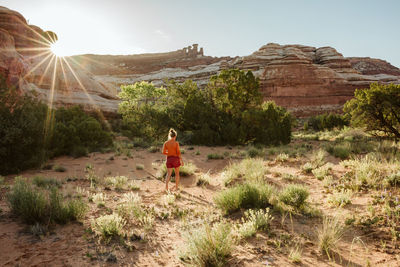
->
xmin=162 ymin=142 xmax=168 ymax=155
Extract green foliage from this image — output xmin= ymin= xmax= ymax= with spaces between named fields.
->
xmin=7 ymin=177 xmax=87 ymax=225
xmin=32 ymin=176 xmax=61 ymax=188
xmin=214 ymin=183 xmax=275 ymax=214
xmin=0 ymin=76 xmax=112 ymax=175
xmin=0 ymin=82 xmax=48 ymax=174
xmin=344 ymin=83 xmax=400 ymax=139
xmin=304 ymin=113 xmax=349 ymax=131
xmin=50 ymin=106 xmax=112 ymax=157
xmin=118 ymin=70 xmax=292 ymax=146
xmin=207 ymin=153 xmax=224 ymax=160
xmin=92 ymin=213 xmax=126 ymax=241
xmin=222 ymin=158 xmax=267 ymax=186
xmin=278 ymin=184 xmax=309 ymax=209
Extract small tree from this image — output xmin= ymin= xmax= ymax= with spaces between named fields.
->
xmin=344 ymin=83 xmax=400 ymax=139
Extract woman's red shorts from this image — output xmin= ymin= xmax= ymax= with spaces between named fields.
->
xmin=166 ymin=156 xmax=181 ymax=168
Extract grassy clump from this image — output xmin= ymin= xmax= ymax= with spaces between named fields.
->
xmin=384 ymin=171 xmax=400 ymax=188
xmin=327 ymin=190 xmax=352 ymax=207
xmin=117 ymin=192 xmax=143 ymax=219
xmin=207 ymin=153 xmax=224 ymax=160
xmin=197 ymin=172 xmax=211 ymax=186
xmin=91 ymin=192 xmax=106 ymax=207
xmin=32 ymin=176 xmax=61 ymax=188
xmin=317 ymin=216 xmax=345 ymax=259
xmin=92 ymin=213 xmax=126 ymax=242
xmin=105 ymin=176 xmax=128 ymax=190
xmin=214 ymin=183 xmax=275 ymax=214
xmin=181 ymin=222 xmax=233 ymax=267
xmin=325 ymin=143 xmax=351 ymax=159
xmin=52 ymin=165 xmax=66 ymax=172
xmin=312 ymin=163 xmax=333 ymax=180
xmin=135 ymin=164 xmax=144 ymax=170
xmin=288 ymin=246 xmax=303 ymax=263
xmin=7 ymin=178 xmax=86 ymax=225
xmin=235 ymin=208 xmax=273 ymax=239
xmin=222 ymin=158 xmax=267 ymax=186
xmin=278 ymin=184 xmax=309 ymax=209
xmin=275 ymin=153 xmax=289 ymax=162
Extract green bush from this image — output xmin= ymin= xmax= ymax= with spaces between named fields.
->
xmin=50 ymin=106 xmax=112 ymax=157
xmin=279 ymin=184 xmax=309 ymax=209
xmin=344 ymin=83 xmax=400 ymax=139
xmin=214 ymin=183 xmax=275 ymax=214
xmin=0 ymin=83 xmax=48 ymax=174
xmin=0 ymin=77 xmax=112 ymax=174
xmin=305 ymin=113 xmax=349 ymax=131
xmin=7 ymin=178 xmax=86 ymax=224
xmin=118 ymin=70 xmax=292 ymax=146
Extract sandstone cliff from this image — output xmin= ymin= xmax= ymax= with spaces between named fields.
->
xmin=1 ymin=6 xmax=400 ymax=117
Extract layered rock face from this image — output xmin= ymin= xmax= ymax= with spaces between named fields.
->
xmin=0 ymin=6 xmax=120 ymax=114
xmin=1 ymin=6 xmax=400 ymax=117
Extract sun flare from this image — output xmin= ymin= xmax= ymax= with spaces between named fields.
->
xmin=50 ymin=41 xmax=70 ymax=57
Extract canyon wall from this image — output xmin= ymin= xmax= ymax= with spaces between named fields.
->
xmin=1 ymin=6 xmax=400 ymax=117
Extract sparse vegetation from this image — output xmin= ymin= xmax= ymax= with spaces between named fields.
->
xmin=181 ymin=222 xmax=233 ymax=267
xmin=327 ymin=190 xmax=352 ymax=207
xmin=222 ymin=158 xmax=267 ymax=186
xmin=207 ymin=153 xmax=224 ymax=160
xmin=317 ymin=216 xmax=345 ymax=259
xmin=7 ymin=177 xmax=86 ymax=225
xmin=135 ymin=163 xmax=144 ymax=170
xmin=32 ymin=176 xmax=61 ymax=188
xmin=92 ymin=213 xmax=126 ymax=242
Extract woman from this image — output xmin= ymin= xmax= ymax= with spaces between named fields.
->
xmin=162 ymin=128 xmax=184 ymax=191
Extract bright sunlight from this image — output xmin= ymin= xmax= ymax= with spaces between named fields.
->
xmin=50 ymin=40 xmax=71 ymax=57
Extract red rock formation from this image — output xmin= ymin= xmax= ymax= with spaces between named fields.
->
xmin=348 ymin=57 xmax=400 ymax=76
xmin=1 ymin=6 xmax=400 ymax=117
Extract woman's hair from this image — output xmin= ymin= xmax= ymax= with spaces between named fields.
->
xmin=168 ymin=128 xmax=177 ymax=139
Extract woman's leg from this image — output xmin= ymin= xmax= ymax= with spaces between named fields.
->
xmin=165 ymin=168 xmax=173 ymax=191
xmin=174 ymin=167 xmax=180 ymax=190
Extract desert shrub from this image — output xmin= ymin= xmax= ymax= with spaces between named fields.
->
xmin=105 ymin=176 xmax=128 ymax=190
xmin=236 ymin=208 xmax=273 ymax=239
xmin=310 ymin=149 xmax=327 ymax=168
xmin=161 ymin=192 xmax=176 ymax=206
xmin=181 ymin=222 xmax=233 ymax=267
xmin=0 ymin=80 xmax=112 ymax=175
xmin=148 ymin=146 xmax=160 ymax=153
xmin=301 ymin=162 xmax=313 ymax=174
xmin=247 ymin=146 xmax=264 ymax=158
xmin=92 ymin=213 xmax=126 ymax=241
xmin=344 ymin=83 xmax=400 ymax=139
xmin=92 ymin=192 xmax=106 ymax=207
xmin=117 ymin=192 xmax=143 ymax=219
xmin=317 ymin=216 xmax=345 ymax=259
xmin=312 ymin=163 xmax=333 ymax=180
xmin=50 ymin=106 xmax=112 ymax=157
xmin=136 ymin=163 xmax=144 ymax=170
xmin=118 ymin=70 xmax=292 ymax=146
xmin=327 ymin=190 xmax=352 ymax=207
xmin=278 ymin=184 xmax=309 ymax=209
xmin=32 ymin=176 xmax=61 ymax=188
xmin=214 ymin=183 xmax=275 ymax=214
xmin=7 ymin=178 xmax=86 ymax=224
xmin=197 ymin=172 xmax=211 ymax=186
xmin=52 ymin=164 xmax=66 ymax=172
xmin=0 ymin=84 xmax=48 ymax=174
xmin=384 ymin=171 xmax=400 ymax=187
xmin=222 ymin=158 xmax=267 ymax=186
xmin=207 ymin=153 xmax=224 ymax=160
xmin=305 ymin=113 xmax=349 ymax=131
xmin=275 ymin=153 xmax=289 ymax=162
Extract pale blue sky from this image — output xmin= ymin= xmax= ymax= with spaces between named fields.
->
xmin=1 ymin=0 xmax=399 ymax=67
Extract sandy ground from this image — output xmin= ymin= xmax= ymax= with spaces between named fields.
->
xmin=0 ymin=144 xmax=399 ymax=266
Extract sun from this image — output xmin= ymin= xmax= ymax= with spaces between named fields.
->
xmin=50 ymin=41 xmax=71 ymax=57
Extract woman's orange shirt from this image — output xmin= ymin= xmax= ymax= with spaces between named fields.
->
xmin=162 ymin=140 xmax=181 ymax=157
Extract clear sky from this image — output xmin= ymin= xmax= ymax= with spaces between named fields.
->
xmin=1 ymin=0 xmax=399 ymax=67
